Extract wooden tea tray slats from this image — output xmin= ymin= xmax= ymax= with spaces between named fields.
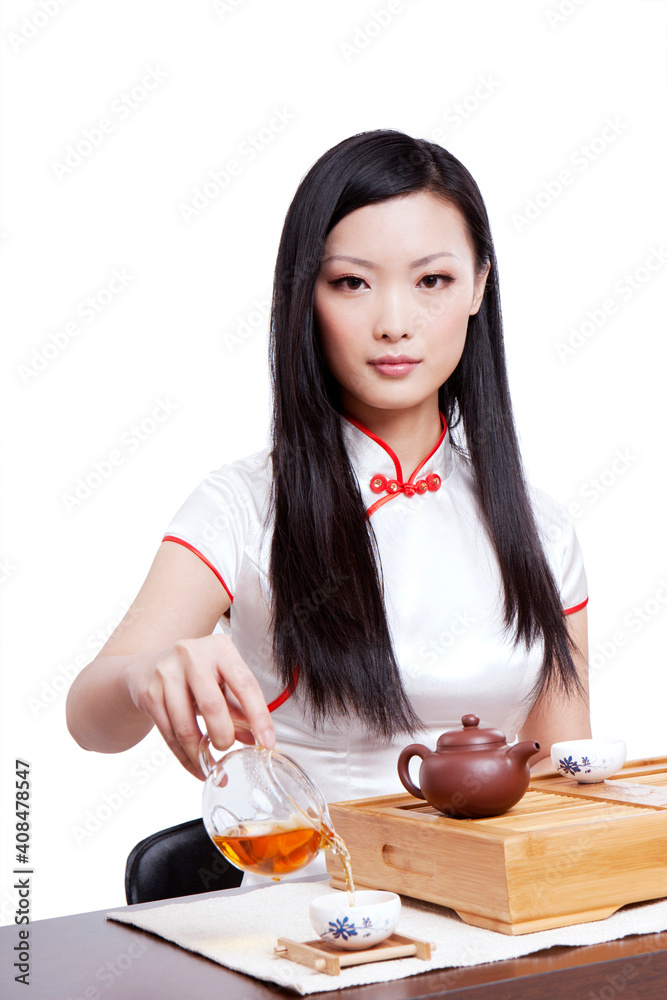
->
xmin=395 ymin=788 xmax=589 ymax=818
xmin=471 ymin=799 xmax=651 ymax=832
xmin=535 ymin=780 xmax=667 ymax=808
xmin=593 ymin=756 xmax=667 ymax=777
xmin=326 ymin=757 xmax=667 ymax=935
xmin=532 ymin=758 xmax=667 ymax=809
xmin=615 ymin=772 xmax=667 ymax=786
xmin=346 ymin=789 xmax=659 ymax=839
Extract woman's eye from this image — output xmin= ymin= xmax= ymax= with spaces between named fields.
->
xmin=328 ymin=274 xmax=453 ymax=291
xmin=330 ymin=275 xmax=367 ymax=290
xmin=419 ymin=274 xmax=454 ymax=289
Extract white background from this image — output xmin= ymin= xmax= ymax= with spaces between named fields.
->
xmin=1 ymin=0 xmax=665 ymax=923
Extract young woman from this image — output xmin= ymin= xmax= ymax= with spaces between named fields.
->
xmin=66 ymin=130 xmax=590 ymax=818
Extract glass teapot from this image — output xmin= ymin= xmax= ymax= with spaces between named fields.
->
xmin=199 ymin=734 xmax=334 ymax=880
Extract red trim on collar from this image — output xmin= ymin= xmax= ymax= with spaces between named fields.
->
xmin=162 ymin=535 xmax=234 ymax=603
xmin=344 ymin=412 xmax=448 ymax=518
xmin=409 ymin=417 xmax=448 ymax=483
xmin=366 ymin=493 xmax=398 ymax=518
xmin=344 ymin=414 xmax=403 ymax=481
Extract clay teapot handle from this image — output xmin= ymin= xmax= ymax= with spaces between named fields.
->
xmin=397 ymin=744 xmax=430 ymax=800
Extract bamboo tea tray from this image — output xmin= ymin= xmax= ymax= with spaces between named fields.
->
xmin=325 ymin=757 xmax=667 ymax=935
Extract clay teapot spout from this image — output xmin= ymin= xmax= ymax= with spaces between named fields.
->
xmin=507 ymin=740 xmax=540 ymax=767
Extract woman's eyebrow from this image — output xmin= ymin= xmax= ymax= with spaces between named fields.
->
xmin=320 ymin=251 xmax=459 ymax=268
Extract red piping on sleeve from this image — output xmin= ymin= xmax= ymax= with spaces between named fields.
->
xmin=563 ymin=596 xmax=588 ymax=616
xmin=162 ymin=535 xmax=234 ymax=604
xmin=267 ymin=666 xmax=300 ymax=713
xmin=163 ymin=536 xmax=299 ymax=714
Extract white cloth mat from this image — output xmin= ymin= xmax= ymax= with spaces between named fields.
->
xmin=107 ymin=882 xmax=667 ymax=995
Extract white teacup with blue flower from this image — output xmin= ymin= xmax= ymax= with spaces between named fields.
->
xmin=309 ymin=890 xmax=401 ymax=951
xmin=551 ymin=739 xmax=626 ymax=783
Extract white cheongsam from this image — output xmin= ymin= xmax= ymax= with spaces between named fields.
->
xmin=164 ymin=416 xmax=587 ymax=878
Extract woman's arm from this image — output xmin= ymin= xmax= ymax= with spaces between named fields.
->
xmin=519 ymin=606 xmax=591 ymax=775
xmin=65 ymin=540 xmax=275 ymax=779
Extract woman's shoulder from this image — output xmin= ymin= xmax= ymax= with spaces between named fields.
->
xmin=205 ymin=446 xmax=273 ymax=495
xmin=445 ymin=444 xmax=576 ymax=541
xmin=195 ymin=447 xmax=274 ymax=521
xmin=164 ymin=448 xmax=273 ymax=595
xmin=526 ymin=482 xmax=580 ymax=554
xmin=167 ymin=447 xmax=273 ymax=536
xmin=527 ymin=483 xmax=587 ymax=607
xmin=527 ymin=482 xmax=571 ymax=521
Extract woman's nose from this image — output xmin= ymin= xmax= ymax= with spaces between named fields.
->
xmin=372 ymin=289 xmax=414 ymax=340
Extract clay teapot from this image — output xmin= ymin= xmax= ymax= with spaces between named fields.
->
xmin=397 ymin=714 xmax=540 ymax=819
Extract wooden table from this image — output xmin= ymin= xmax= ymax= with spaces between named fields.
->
xmin=2 ymin=877 xmax=666 ymax=999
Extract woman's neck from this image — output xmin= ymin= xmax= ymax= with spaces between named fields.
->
xmin=343 ymin=401 xmax=443 ymax=476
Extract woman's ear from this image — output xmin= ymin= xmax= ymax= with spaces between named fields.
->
xmin=469 ymin=260 xmax=491 ymax=316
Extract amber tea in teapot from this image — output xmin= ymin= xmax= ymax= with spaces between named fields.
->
xmin=212 ymin=816 xmax=326 ymax=878
xmin=200 ymin=737 xmax=355 ymax=900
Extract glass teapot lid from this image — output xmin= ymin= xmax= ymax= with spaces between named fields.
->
xmin=436 ymin=714 xmax=506 ymax=750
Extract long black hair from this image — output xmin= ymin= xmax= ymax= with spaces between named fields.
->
xmin=268 ymin=129 xmax=582 ymax=739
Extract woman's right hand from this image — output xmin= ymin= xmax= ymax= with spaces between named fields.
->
xmin=125 ymin=634 xmax=276 ymax=779
xmin=66 ymin=539 xmax=275 ymax=779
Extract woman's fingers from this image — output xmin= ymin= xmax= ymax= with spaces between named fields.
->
xmin=233 ymin=726 xmax=257 ymax=746
xmin=166 ymin=636 xmax=275 ymax=764
xmin=164 ymin=643 xmax=238 ymax=769
xmin=222 ymin=685 xmax=267 ymax=745
xmin=184 ymin=635 xmax=275 ymax=750
xmin=127 ymin=634 xmax=275 ymax=774
xmin=142 ymin=685 xmax=205 ymax=780
xmin=209 ymin=639 xmax=275 ymax=749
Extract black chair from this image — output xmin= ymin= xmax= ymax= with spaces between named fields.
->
xmin=125 ymin=818 xmax=244 ymax=904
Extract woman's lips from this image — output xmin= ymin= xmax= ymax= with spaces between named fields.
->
xmin=368 ymin=356 xmax=421 ymax=377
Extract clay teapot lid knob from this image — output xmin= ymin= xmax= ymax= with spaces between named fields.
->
xmin=436 ymin=714 xmax=506 ymax=749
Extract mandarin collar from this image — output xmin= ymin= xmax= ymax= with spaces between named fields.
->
xmin=342 ymin=413 xmax=450 ymax=515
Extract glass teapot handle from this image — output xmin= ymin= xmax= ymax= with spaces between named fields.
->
xmin=198 ymin=732 xmax=217 ymax=778
xmin=199 ymin=731 xmax=273 ymax=778
xmin=198 ymin=668 xmax=298 ymax=777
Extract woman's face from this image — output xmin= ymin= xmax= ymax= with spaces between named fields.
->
xmin=314 ymin=191 xmax=490 ymax=426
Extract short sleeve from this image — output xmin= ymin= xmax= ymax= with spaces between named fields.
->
xmin=530 ymin=488 xmax=588 ymax=616
xmin=162 ymin=466 xmax=254 ymax=603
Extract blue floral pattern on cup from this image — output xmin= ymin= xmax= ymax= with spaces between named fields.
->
xmin=327 ymin=917 xmax=357 ymax=940
xmin=322 ymin=913 xmax=391 ymax=942
xmin=311 ymin=889 xmax=401 ymax=949
xmin=558 ymin=756 xmax=581 ymax=775
xmin=551 ymin=741 xmax=626 ymax=784
xmin=556 ymin=753 xmax=617 ymax=778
